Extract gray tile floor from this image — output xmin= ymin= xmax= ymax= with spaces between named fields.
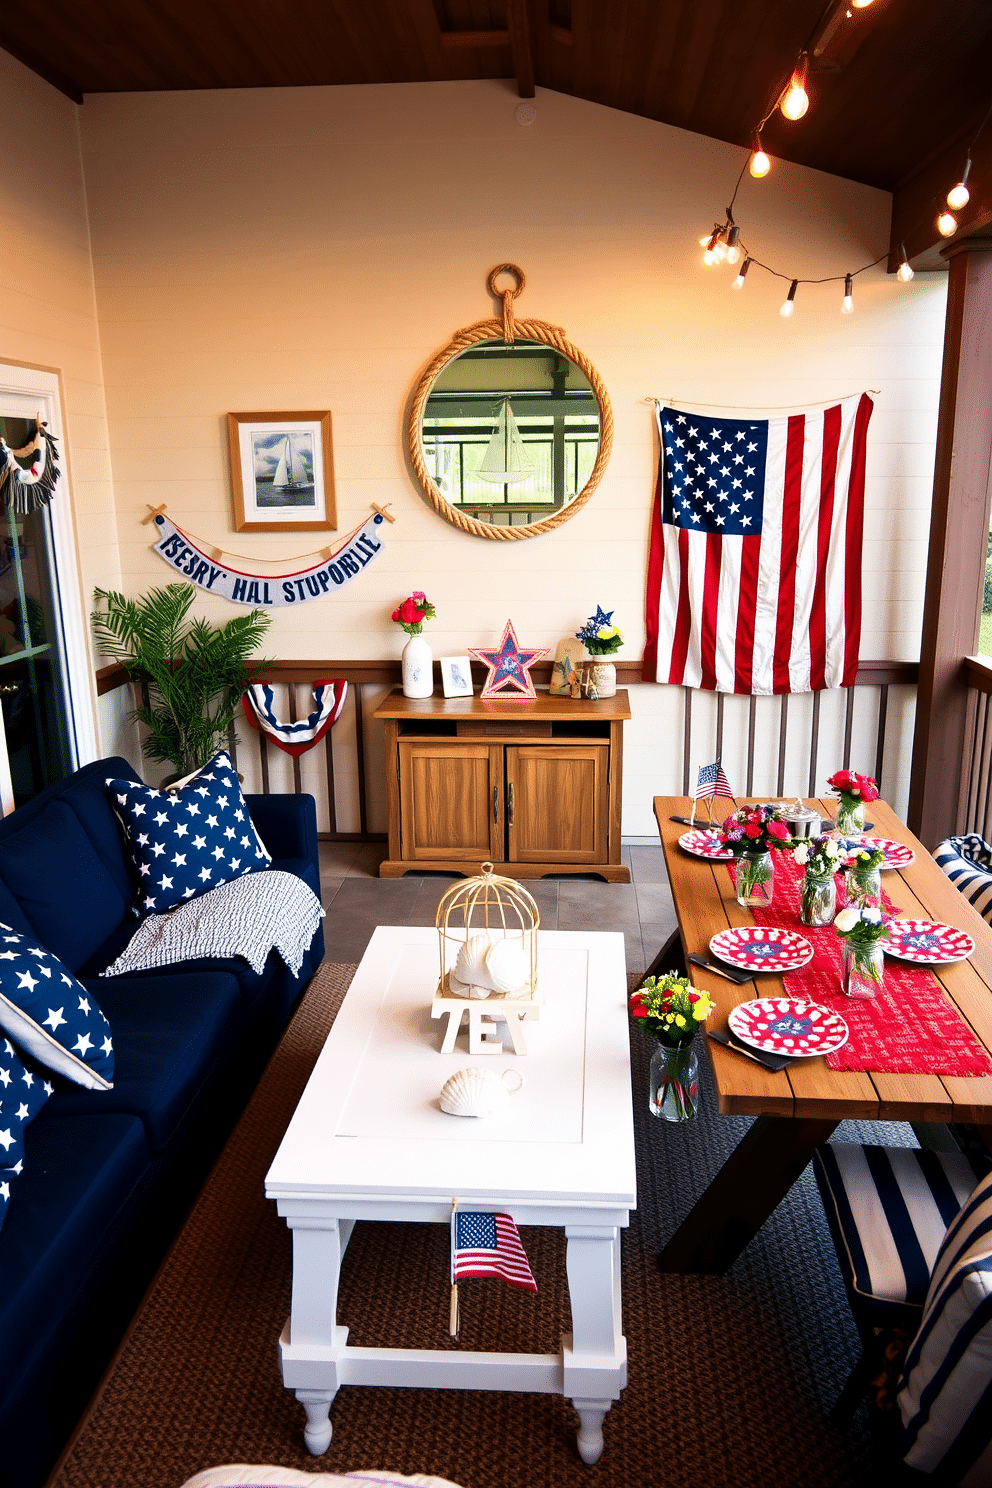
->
xmin=318 ymin=840 xmax=678 ymax=974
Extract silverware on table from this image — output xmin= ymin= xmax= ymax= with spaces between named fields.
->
xmin=687 ymin=953 xmax=753 ymax=985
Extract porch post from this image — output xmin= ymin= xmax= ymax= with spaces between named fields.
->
xmin=907 ymin=243 xmax=992 ymax=846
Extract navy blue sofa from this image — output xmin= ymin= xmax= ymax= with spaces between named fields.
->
xmin=0 ymin=757 xmax=324 ymax=1484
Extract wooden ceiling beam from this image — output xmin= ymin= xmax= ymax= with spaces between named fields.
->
xmin=0 ymin=29 xmax=82 ymax=102
xmin=506 ymin=0 xmax=535 ymax=97
xmin=890 ymin=117 xmax=992 ymax=270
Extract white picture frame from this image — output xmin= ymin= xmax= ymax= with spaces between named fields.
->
xmin=440 ymin=656 xmax=474 ymax=698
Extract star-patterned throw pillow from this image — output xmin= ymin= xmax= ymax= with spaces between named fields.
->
xmin=106 ymin=750 xmax=271 ymax=917
xmin=0 ymin=924 xmax=114 ymax=1090
xmin=0 ymin=1036 xmax=53 ymax=1231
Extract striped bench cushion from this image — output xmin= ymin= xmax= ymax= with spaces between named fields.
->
xmin=935 ymin=834 xmax=992 ymax=926
xmin=813 ymin=1145 xmax=987 ymax=1324
xmin=898 ymin=1168 xmax=992 ymax=1479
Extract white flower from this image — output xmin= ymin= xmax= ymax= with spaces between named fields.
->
xmin=835 ymin=906 xmax=860 ymax=934
xmin=824 ymin=840 xmax=840 ymax=859
xmin=794 ymin=843 xmax=809 ymax=866
xmin=863 ymin=906 xmax=883 ymax=924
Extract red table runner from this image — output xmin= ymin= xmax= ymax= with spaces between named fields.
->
xmin=729 ymin=851 xmax=992 ymax=1077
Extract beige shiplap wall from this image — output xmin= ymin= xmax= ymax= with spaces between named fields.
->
xmin=77 ymin=79 xmax=946 ymax=830
xmin=0 ymin=49 xmax=118 ymax=751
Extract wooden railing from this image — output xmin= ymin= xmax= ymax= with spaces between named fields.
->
xmin=958 ymin=656 xmax=992 ymax=836
xmin=96 ymin=657 xmax=920 ymax=838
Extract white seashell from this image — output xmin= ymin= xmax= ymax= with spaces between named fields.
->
xmin=484 ymin=939 xmax=529 ymax=994
xmin=439 ymin=1066 xmax=525 ymax=1118
xmin=447 ymin=972 xmax=491 ymax=1000
xmin=454 ymin=934 xmax=498 ymax=989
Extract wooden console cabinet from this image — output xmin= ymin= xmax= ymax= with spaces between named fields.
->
xmin=373 ymin=689 xmax=631 ymax=881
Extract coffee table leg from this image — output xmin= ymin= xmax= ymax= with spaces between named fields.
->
xmin=284 ymin=1218 xmax=350 ymax=1454
xmin=564 ymin=1226 xmax=626 ymax=1465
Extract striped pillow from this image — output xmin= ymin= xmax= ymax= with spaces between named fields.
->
xmin=897 ymin=1168 xmax=992 ymax=1478
xmin=813 ymin=1144 xmax=985 ymax=1320
xmin=935 ymin=834 xmax=992 ymax=926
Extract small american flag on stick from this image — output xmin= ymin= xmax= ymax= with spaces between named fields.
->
xmin=695 ymin=761 xmax=733 ymax=800
xmin=450 ymin=1209 xmax=537 ymax=1336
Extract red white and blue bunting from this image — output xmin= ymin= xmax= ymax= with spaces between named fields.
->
xmin=242 ymin=680 xmax=348 ymax=757
xmin=150 ymin=510 xmax=386 ymax=606
xmin=0 ymin=422 xmax=61 ymax=514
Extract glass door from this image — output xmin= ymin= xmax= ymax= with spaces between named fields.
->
xmin=0 ymin=415 xmax=73 ymax=806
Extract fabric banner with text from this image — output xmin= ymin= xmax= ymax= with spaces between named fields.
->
xmin=150 ymin=511 xmax=386 ymax=606
xmin=642 ymin=394 xmax=873 ymax=694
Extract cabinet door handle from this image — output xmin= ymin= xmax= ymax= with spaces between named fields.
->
xmin=493 ymin=786 xmax=499 ymax=823
xmin=507 ymin=781 xmax=515 ymax=826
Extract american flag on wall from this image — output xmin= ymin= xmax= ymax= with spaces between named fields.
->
xmin=642 ymin=395 xmax=873 ymax=695
xmin=451 ymin=1210 xmax=538 ymax=1293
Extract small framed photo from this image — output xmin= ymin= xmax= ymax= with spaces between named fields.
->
xmin=227 ymin=410 xmax=337 ymax=532
xmin=440 ymin=656 xmax=474 ymax=698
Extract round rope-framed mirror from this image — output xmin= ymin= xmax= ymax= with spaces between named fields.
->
xmin=407 ymin=265 xmax=613 ymax=541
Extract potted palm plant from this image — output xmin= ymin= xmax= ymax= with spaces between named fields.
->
xmin=91 ymin=582 xmax=272 ymax=778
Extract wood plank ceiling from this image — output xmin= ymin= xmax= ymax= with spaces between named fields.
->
xmin=1 ymin=0 xmax=989 ymax=263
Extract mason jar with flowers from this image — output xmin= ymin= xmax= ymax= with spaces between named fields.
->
xmin=835 ymin=904 xmax=890 ymax=1000
xmin=575 ymin=608 xmax=623 ymax=699
xmin=794 ymin=833 xmax=842 ymax=926
xmin=827 ymin=768 xmax=880 ymax=838
xmin=392 ymin=591 xmax=437 ymax=699
xmin=717 ymin=803 xmax=794 ymax=909
xmin=846 ymin=843 xmax=884 ymax=911
xmin=629 ymin=973 xmax=714 ymax=1121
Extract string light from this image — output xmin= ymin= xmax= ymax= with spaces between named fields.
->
xmin=780 ymin=55 xmax=810 ymax=121
xmin=850 ymin=0 xmax=875 ymax=7
xmin=937 ymin=210 xmax=958 ymax=237
xmin=702 ymin=227 xmax=724 ymax=265
xmin=947 ymin=158 xmax=972 ymax=210
xmin=841 ymin=273 xmax=854 ymax=314
xmin=732 ymin=256 xmax=752 ymax=290
xmin=725 ymin=225 xmax=742 ymax=264
xmin=896 ymin=245 xmax=914 ymax=283
xmin=749 ymin=132 xmax=771 ymax=178
xmin=779 ymin=280 xmax=798 ymax=317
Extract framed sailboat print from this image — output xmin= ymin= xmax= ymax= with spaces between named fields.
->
xmin=227 ymin=410 xmax=337 ymax=532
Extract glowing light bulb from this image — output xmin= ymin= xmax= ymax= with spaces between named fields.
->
xmin=947 ymin=160 xmax=971 ymax=210
xmin=732 ymin=257 xmax=752 ymax=290
xmin=851 ymin=0 xmax=875 ymax=7
xmin=937 ymin=211 xmax=958 ymax=238
xmin=725 ymin=225 xmax=741 ymax=265
xmin=897 ymin=245 xmax=914 ymax=283
xmin=703 ymin=248 xmax=718 ymax=266
xmin=780 ymin=57 xmax=810 ymax=121
xmin=841 ymin=274 xmax=854 ymax=314
xmin=699 ymin=230 xmax=715 ymax=248
xmin=750 ymin=148 xmax=770 ymax=178
xmin=713 ymin=238 xmax=728 ymax=262
xmin=702 ymin=228 xmax=723 ymax=266
xmin=780 ymin=280 xmax=798 ymax=317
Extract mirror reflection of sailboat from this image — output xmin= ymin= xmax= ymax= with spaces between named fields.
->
xmin=478 ymin=398 xmax=532 ymax=484
xmin=272 ymin=434 xmax=313 ymax=492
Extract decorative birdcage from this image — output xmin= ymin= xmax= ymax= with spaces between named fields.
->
xmin=436 ymin=862 xmax=539 ymax=1002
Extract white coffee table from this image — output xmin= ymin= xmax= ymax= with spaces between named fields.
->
xmin=265 ymin=925 xmax=635 ymax=1465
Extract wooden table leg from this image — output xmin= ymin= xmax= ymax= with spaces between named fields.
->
xmin=657 ymin=1114 xmax=839 ymax=1274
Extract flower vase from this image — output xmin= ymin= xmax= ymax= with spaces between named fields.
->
xmin=800 ymin=870 xmax=837 ymax=927
xmin=842 ymin=940 xmax=885 ymax=1000
xmin=735 ymin=849 xmax=774 ymax=909
xmin=649 ymin=1040 xmax=699 ymax=1121
xmin=581 ymin=660 xmax=617 ymax=700
xmin=836 ymin=793 xmax=865 ymax=837
xmin=401 ymin=634 xmax=434 ymax=698
xmin=846 ymin=866 xmax=881 ymax=911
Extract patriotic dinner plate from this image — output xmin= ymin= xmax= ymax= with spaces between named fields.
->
xmin=729 ymin=998 xmax=849 ymax=1058
xmin=885 ymin=919 xmax=975 ymax=964
xmin=709 ymin=925 xmax=815 ymax=972
xmin=840 ymin=836 xmax=915 ymax=870
xmin=679 ymin=829 xmax=733 ymax=861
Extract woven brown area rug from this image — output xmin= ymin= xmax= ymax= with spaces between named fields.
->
xmin=49 ymin=962 xmax=886 ymax=1488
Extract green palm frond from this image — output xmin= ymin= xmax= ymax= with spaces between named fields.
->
xmin=91 ymin=582 xmax=273 ymax=775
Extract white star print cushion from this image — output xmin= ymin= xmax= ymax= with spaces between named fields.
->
xmin=106 ymin=750 xmax=271 ymax=917
xmin=0 ymin=924 xmax=114 ymax=1090
xmin=0 ymin=1036 xmax=54 ymax=1232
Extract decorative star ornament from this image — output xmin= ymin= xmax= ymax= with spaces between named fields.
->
xmin=470 ymin=620 xmax=547 ymax=700
xmin=591 ymin=605 xmax=614 ymax=628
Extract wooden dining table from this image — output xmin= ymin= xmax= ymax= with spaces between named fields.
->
xmin=653 ymin=794 xmax=992 ymax=1274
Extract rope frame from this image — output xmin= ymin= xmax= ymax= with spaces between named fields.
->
xmin=406 ymin=269 xmax=614 ymax=541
